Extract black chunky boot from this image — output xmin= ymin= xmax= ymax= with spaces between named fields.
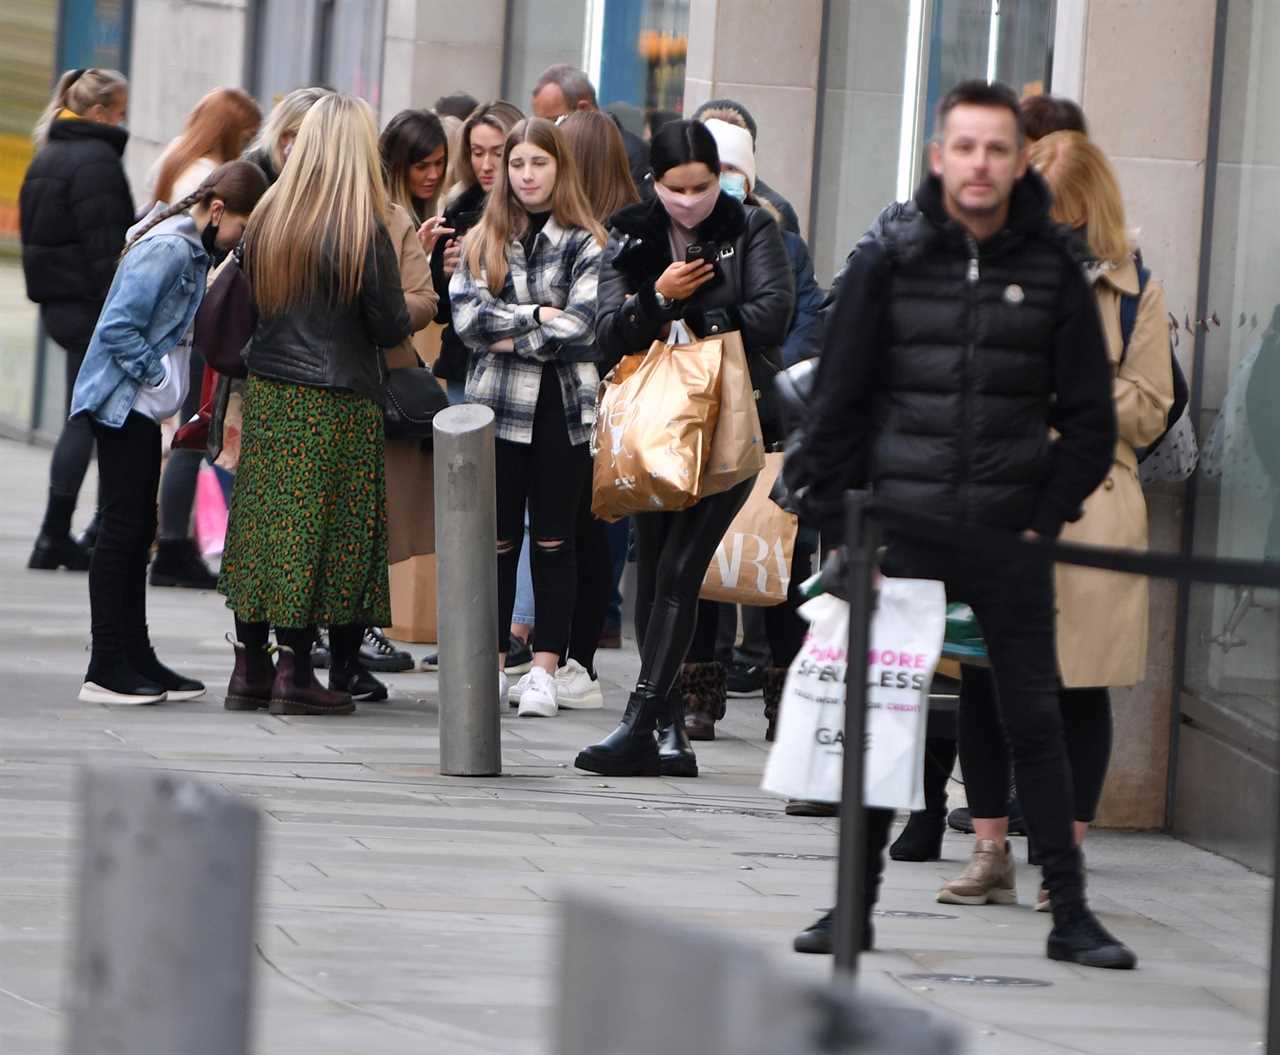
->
xmin=657 ymin=692 xmax=698 ymax=778
xmin=1048 ymin=899 xmax=1136 ymax=970
xmin=148 ymin=538 xmax=218 ymax=589
xmin=29 ymin=490 xmax=90 ymax=571
xmin=889 ymin=736 xmax=957 ymax=861
xmin=575 ymin=688 xmax=662 ymax=776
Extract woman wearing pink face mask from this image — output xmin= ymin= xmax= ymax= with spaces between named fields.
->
xmin=575 ymin=119 xmax=794 ymax=779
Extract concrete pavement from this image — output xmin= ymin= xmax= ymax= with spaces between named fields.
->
xmin=0 ymin=435 xmax=1271 ymax=1054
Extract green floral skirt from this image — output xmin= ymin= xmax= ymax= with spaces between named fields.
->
xmin=219 ymin=376 xmax=391 ymax=628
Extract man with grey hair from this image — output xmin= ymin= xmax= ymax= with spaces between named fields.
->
xmin=531 ymin=63 xmax=650 ymax=189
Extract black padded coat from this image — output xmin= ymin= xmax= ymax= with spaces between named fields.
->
xmin=19 ymin=117 xmax=135 ymax=349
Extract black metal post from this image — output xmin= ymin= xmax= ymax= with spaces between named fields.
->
xmin=833 ymin=490 xmax=879 ymax=977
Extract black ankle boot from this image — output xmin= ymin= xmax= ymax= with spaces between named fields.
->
xmin=792 ymin=907 xmax=875 ymax=955
xmin=890 ymin=736 xmax=956 ymax=862
xmin=29 ymin=489 xmax=90 ymax=571
xmin=149 ymin=539 xmax=218 ymax=589
xmin=657 ymin=692 xmax=698 ymax=778
xmin=575 ymin=689 xmax=661 ymax=776
xmin=1048 ymin=900 xmax=1136 ymax=969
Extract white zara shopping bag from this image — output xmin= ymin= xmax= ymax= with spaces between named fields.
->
xmin=761 ymin=579 xmax=946 ymax=810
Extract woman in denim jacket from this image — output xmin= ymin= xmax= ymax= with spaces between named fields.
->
xmin=70 ymin=160 xmax=267 ymax=705
xmin=450 ymin=117 xmax=606 ymax=718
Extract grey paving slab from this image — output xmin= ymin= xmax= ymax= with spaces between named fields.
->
xmin=0 ymin=436 xmax=1273 ymax=1053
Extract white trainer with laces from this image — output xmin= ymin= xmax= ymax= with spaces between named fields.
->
xmin=554 ymin=659 xmax=604 ymax=709
xmin=515 ymin=667 xmax=558 ymax=718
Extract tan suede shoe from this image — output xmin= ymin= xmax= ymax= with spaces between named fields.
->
xmin=936 ymin=839 xmax=1017 ymax=905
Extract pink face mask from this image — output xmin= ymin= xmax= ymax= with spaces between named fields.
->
xmin=654 ymin=181 xmax=720 ymax=230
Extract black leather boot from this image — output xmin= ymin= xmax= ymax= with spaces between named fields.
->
xmin=29 ymin=491 xmax=90 ymax=571
xmin=657 ymin=692 xmax=699 ymax=778
xmin=1048 ymin=899 xmax=1136 ymax=970
xmin=762 ymin=666 xmax=787 ymax=742
xmin=148 ymin=538 xmax=218 ymax=589
xmin=575 ymin=688 xmax=662 ymax=776
xmin=890 ymin=736 xmax=957 ymax=861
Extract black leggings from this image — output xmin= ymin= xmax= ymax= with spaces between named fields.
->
xmin=632 ymin=475 xmax=754 ymax=699
xmin=685 ymin=533 xmax=815 ymax=668
xmin=567 ymin=481 xmax=613 ymax=678
xmin=48 ymin=319 xmax=95 ymax=505
xmin=494 ymin=366 xmax=590 ymax=658
xmin=960 ymin=672 xmax=1114 ymax=824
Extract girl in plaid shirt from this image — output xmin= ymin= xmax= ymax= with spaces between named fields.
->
xmin=449 ymin=117 xmax=607 ymax=717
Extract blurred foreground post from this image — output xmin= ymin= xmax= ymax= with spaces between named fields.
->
xmin=66 ymin=768 xmax=259 ymax=1055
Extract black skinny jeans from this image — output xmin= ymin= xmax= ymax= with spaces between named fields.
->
xmin=632 ymin=475 xmax=754 ymax=700
xmin=88 ymin=413 xmax=161 ymax=663
xmin=686 ymin=532 xmax=816 ymax=668
xmin=961 ymin=677 xmax=1114 ymax=824
xmin=494 ymin=365 xmax=590 ymax=658
xmin=882 ymin=539 xmax=1085 ymax=904
xmin=566 ymin=480 xmax=613 ymax=678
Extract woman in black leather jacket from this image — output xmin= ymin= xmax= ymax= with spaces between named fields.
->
xmin=218 ymin=94 xmax=411 ymax=717
xmin=575 ymin=119 xmax=794 ymax=778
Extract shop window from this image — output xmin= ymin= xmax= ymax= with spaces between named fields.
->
xmin=1182 ymin=0 xmax=1280 ymax=736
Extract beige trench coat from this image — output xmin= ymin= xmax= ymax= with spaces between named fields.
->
xmin=384 ymin=204 xmax=440 ymax=564
xmin=1055 ymin=257 xmax=1174 ymax=687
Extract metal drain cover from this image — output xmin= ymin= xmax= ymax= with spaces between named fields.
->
xmin=874 ymin=909 xmax=957 ymax=920
xmin=899 ymin=972 xmax=1051 ymax=989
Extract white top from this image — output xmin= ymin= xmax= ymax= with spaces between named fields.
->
xmin=132 ymin=328 xmax=193 ymax=424
xmin=146 ymin=153 xmax=218 ymax=206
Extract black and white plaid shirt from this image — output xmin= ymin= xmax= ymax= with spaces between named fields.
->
xmin=449 ymin=217 xmax=603 ymax=445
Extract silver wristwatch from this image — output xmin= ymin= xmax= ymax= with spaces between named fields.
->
xmin=654 ymin=288 xmax=674 ymax=309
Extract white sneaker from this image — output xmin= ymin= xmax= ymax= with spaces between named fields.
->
xmin=78 ymin=682 xmax=166 ymax=705
xmin=515 ymin=667 xmax=558 ymax=718
xmin=499 ymin=669 xmax=510 ymax=709
xmin=555 ymin=659 xmax=604 ymax=709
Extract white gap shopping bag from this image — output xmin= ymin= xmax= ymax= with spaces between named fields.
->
xmin=761 ymin=578 xmax=946 ymax=810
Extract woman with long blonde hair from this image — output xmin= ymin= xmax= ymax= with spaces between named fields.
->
xmin=944 ymin=130 xmax=1175 ymax=912
xmin=21 ymin=68 xmax=132 ymax=571
xmin=218 ymin=93 xmax=411 ymax=717
xmin=149 ymin=87 xmax=261 ymax=207
xmin=450 ymin=117 xmax=606 ymax=718
xmin=243 ymin=85 xmax=332 ymax=185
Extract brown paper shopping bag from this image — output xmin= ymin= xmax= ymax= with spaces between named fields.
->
xmin=700 ymin=453 xmax=798 ymax=605
xmin=591 ymin=339 xmax=722 ymax=522
xmin=699 ymin=330 xmax=765 ymax=497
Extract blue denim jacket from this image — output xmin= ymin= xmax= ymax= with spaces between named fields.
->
xmin=70 ymin=210 xmax=209 ymax=427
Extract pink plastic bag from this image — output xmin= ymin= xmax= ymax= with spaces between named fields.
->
xmin=195 ymin=464 xmax=228 ymax=559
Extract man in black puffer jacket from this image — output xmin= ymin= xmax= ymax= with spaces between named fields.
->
xmin=801 ymin=81 xmax=1133 ymax=971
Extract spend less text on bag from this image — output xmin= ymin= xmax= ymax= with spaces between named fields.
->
xmin=761 ymin=581 xmax=946 ymax=810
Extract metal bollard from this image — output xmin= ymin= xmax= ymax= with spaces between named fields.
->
xmin=65 ymin=767 xmax=260 ymax=1055
xmin=834 ymin=490 xmax=880 ymax=978
xmin=433 ymin=403 xmax=502 ymax=776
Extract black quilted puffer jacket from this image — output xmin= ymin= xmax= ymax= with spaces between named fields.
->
xmin=20 ymin=117 xmax=135 ymax=349
xmin=803 ymin=171 xmax=1116 ymax=540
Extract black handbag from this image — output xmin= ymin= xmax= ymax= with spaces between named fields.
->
xmin=193 ymin=244 xmax=254 ymax=379
xmin=384 ymin=362 xmax=449 ymax=441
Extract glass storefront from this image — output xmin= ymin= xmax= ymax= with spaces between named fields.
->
xmin=1 ymin=2 xmax=61 ymax=435
xmin=504 ymin=0 xmax=688 ymax=124
xmin=1181 ymin=0 xmax=1280 ymax=743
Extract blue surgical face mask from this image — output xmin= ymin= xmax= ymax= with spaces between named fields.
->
xmin=719 ymin=171 xmax=747 ymax=201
